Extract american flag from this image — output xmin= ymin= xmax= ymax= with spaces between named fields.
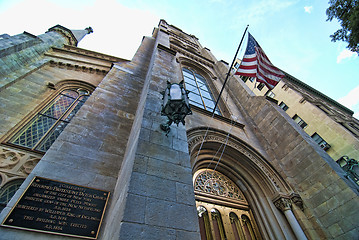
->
xmin=235 ymin=33 xmax=284 ymax=89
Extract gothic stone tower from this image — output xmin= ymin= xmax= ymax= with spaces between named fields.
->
xmin=0 ymin=20 xmax=358 ymax=239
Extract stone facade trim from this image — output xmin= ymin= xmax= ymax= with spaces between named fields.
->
xmin=0 ymin=146 xmax=41 ymax=187
xmin=171 ymin=44 xmax=214 ymax=68
xmin=272 ymin=193 xmax=304 ymax=212
xmin=47 ymin=25 xmax=79 ymax=46
xmin=48 ymin=60 xmax=107 ymax=75
xmin=273 ymin=195 xmax=292 ymax=211
xmin=157 ymin=43 xmax=177 ymax=56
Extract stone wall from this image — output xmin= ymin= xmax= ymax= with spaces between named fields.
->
xmin=225 ymin=75 xmax=359 ymax=239
xmin=102 ymin=28 xmax=200 ymax=239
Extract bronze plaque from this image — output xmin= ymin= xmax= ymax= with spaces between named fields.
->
xmin=1 ymin=176 xmax=110 ymax=239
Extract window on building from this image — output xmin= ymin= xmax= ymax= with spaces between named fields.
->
xmin=234 ymin=62 xmax=240 ymax=69
xmin=266 ymin=90 xmax=276 ymax=98
xmin=0 ymin=179 xmax=24 ymax=211
xmin=311 ymin=133 xmax=331 ymax=151
xmin=240 ymin=76 xmax=255 ymax=83
xmin=7 ymin=88 xmax=91 ymax=152
xmin=257 ymin=82 xmax=265 ymax=91
xmin=182 ymin=68 xmax=220 ymax=115
xmin=292 ymin=114 xmax=307 ymax=129
xmin=279 ymin=101 xmax=289 ymax=111
xmin=240 ymin=76 xmax=248 ymax=82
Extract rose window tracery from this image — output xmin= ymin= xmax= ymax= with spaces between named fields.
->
xmin=194 ymin=170 xmax=245 ymax=201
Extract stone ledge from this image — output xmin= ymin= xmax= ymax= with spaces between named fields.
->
xmin=48 ymin=60 xmax=107 ymax=75
xmin=190 ymin=104 xmax=245 ymax=129
xmin=157 ymin=44 xmax=177 ymax=56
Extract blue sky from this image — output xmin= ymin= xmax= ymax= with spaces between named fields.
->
xmin=1 ymin=0 xmax=358 ymax=118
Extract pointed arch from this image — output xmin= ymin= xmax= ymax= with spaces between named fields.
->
xmin=178 ymin=56 xmax=216 ymax=81
xmin=187 ymin=127 xmax=299 ymax=239
xmin=2 ymin=80 xmax=94 ymax=153
xmin=178 ymin=57 xmax=230 ymax=117
xmin=0 ymin=179 xmax=24 ymax=211
xmin=188 ymin=127 xmax=292 ymax=194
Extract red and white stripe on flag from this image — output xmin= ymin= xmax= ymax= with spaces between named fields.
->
xmin=235 ymin=33 xmax=284 ymax=90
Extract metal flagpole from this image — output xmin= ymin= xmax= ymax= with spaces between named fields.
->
xmin=212 ymin=25 xmax=249 ymax=115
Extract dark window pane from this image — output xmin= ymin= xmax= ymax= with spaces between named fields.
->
xmin=11 ymin=115 xmax=57 ymax=148
xmin=0 ymin=180 xmax=23 ymax=211
xmin=62 ymin=90 xmax=79 ymax=99
xmin=64 ymin=95 xmax=89 ymax=121
xmin=195 ymin=73 xmax=206 ymax=83
xmin=9 ymin=88 xmax=91 ymax=152
xmin=36 ymin=121 xmax=69 ymax=152
xmin=42 ymin=95 xmax=76 ymax=119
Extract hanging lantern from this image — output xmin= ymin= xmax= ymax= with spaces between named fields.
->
xmin=160 ymin=81 xmax=192 ymax=133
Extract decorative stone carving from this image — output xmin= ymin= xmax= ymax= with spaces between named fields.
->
xmin=290 ymin=192 xmax=304 ymax=211
xmin=0 ymin=146 xmax=41 ymax=187
xmin=273 ymin=196 xmax=292 ymax=212
xmin=48 ymin=60 xmax=107 ymax=75
xmin=194 ymin=169 xmax=246 ymax=201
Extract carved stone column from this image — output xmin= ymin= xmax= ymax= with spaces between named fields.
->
xmin=273 ymin=195 xmax=307 ymax=240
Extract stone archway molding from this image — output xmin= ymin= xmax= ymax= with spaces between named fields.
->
xmin=187 ymin=127 xmax=300 ymax=199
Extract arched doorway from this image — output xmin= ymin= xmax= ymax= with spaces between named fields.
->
xmin=188 ymin=127 xmax=305 ymax=240
xmin=194 ymin=169 xmax=261 ymax=240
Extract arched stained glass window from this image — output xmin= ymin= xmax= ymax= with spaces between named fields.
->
xmin=182 ymin=68 xmax=220 ymax=115
xmin=194 ymin=170 xmax=246 ymax=201
xmin=0 ymin=179 xmax=24 ymax=211
xmin=8 ymin=88 xmax=91 ymax=152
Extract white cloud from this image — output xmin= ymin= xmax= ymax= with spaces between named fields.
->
xmin=304 ymin=6 xmax=313 ymax=13
xmin=338 ymin=85 xmax=359 ymax=113
xmin=337 ymin=49 xmax=357 ymax=63
xmin=235 ymin=0 xmax=296 ymax=27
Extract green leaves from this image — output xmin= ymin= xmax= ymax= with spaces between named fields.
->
xmin=326 ymin=0 xmax=359 ymax=53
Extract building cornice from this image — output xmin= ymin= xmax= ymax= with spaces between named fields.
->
xmin=48 ymin=60 xmax=107 ymax=75
xmin=283 ymin=71 xmax=353 ymax=116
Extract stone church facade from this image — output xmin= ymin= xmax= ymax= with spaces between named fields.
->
xmin=0 ymin=20 xmax=358 ymax=239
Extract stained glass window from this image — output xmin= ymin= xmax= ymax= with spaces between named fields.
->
xmin=9 ymin=88 xmax=90 ymax=152
xmin=194 ymin=170 xmax=245 ymax=201
xmin=182 ymin=68 xmax=221 ymax=115
xmin=0 ymin=180 xmax=24 ymax=211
